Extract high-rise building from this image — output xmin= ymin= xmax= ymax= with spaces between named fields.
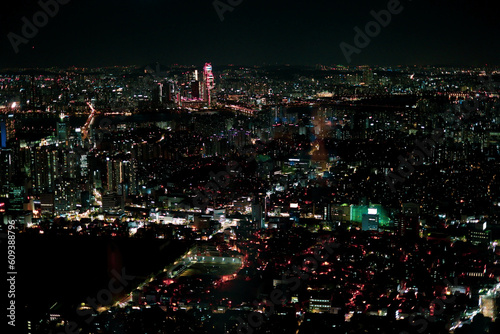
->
xmin=9 ymin=186 xmax=26 ymax=211
xmin=326 ymin=204 xmax=351 ymax=223
xmin=56 ymin=114 xmax=70 ymax=145
xmin=396 ymin=203 xmax=420 ymax=238
xmin=26 ymin=146 xmax=62 ymax=194
xmin=106 ymin=158 xmax=114 ymax=192
xmin=32 ymin=146 xmax=51 ymax=194
xmin=54 ymin=178 xmax=79 ymax=213
xmin=106 ymin=158 xmax=137 ymax=195
xmin=0 ymin=149 xmax=13 ymax=195
xmin=152 ymin=82 xmax=164 ymax=105
xmin=362 ymin=208 xmax=380 ymax=231
xmin=362 ymin=67 xmax=374 ymax=86
xmin=252 ymin=202 xmax=264 ymax=229
xmin=0 ymin=118 xmax=7 ymax=148
xmin=203 ymin=63 xmax=215 ymax=107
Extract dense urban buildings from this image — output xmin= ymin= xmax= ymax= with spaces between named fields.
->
xmin=1 ymin=63 xmax=500 ymax=334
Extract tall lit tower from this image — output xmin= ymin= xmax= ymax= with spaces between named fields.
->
xmin=203 ymin=63 xmax=215 ymax=107
xmin=0 ymin=117 xmax=7 ymax=148
xmin=396 ymin=203 xmax=420 ymax=238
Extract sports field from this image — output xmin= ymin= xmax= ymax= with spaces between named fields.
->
xmin=180 ymin=262 xmax=241 ymax=277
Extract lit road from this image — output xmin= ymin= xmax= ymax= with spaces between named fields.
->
xmin=97 ymin=247 xmax=196 ymax=311
xmin=82 ymin=101 xmax=98 ymax=142
xmin=225 ymin=104 xmax=256 ymax=116
xmin=449 ymin=282 xmax=500 ymax=332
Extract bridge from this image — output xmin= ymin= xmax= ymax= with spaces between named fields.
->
xmin=224 ymin=104 xmax=257 ymax=116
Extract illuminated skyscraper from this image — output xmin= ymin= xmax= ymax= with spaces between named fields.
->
xmin=252 ymin=202 xmax=264 ymax=229
xmin=396 ymin=203 xmax=420 ymax=238
xmin=0 ymin=118 xmax=6 ymax=148
xmin=56 ymin=114 xmax=70 ymax=145
xmin=54 ymin=178 xmax=79 ymax=213
xmin=0 ymin=149 xmax=12 ymax=195
xmin=106 ymin=158 xmax=137 ymax=195
xmin=203 ymin=63 xmax=215 ymax=107
xmin=362 ymin=209 xmax=380 ymax=231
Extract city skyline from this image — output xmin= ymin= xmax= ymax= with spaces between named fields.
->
xmin=2 ymin=1 xmax=500 ymax=334
xmin=2 ymin=59 xmax=500 ymax=334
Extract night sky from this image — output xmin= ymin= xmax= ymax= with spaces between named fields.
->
xmin=0 ymin=0 xmax=499 ymax=68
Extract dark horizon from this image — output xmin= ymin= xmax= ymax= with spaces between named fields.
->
xmin=2 ymin=63 xmax=500 ymax=72
xmin=1 ymin=0 xmax=499 ymax=68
